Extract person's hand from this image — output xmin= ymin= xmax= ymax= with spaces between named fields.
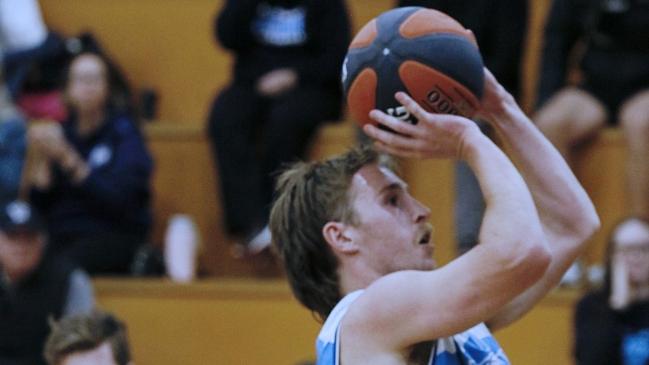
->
xmin=28 ymin=148 xmax=53 ymax=190
xmin=256 ymin=68 xmax=298 ymax=97
xmin=28 ymin=122 xmax=89 ymax=183
xmin=474 ymin=68 xmax=520 ymax=125
xmin=620 ymin=89 xmax=649 ymax=124
xmin=362 ymin=91 xmax=481 ymax=160
xmin=610 ymin=253 xmax=632 ymax=310
xmin=28 ymin=122 xmax=69 ymax=161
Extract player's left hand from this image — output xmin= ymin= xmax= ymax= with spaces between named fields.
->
xmin=475 ymin=68 xmax=519 ymax=125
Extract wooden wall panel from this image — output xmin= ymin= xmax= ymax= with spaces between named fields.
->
xmin=39 ymin=0 xmax=229 ymax=124
xmin=145 ymin=124 xmax=626 ymax=275
xmin=39 ymin=0 xmax=552 ymax=120
xmin=145 ymin=122 xmax=458 ymax=274
xmin=95 ymin=279 xmax=321 ymax=365
xmin=95 ymin=278 xmax=580 ymax=365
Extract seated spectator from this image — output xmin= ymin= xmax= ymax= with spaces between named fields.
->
xmin=207 ymin=0 xmax=351 ymax=255
xmin=27 ymin=52 xmax=153 ymax=275
xmin=574 ymin=217 xmax=649 ymax=365
xmin=44 ymin=311 xmax=132 ymax=365
xmin=535 ymin=0 xmax=649 ymax=219
xmin=0 ymin=199 xmax=94 ymax=365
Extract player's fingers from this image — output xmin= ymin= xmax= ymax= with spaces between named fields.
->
xmin=368 ymin=109 xmax=419 ymax=137
xmin=373 ymin=140 xmax=425 ymax=159
xmin=394 ymin=92 xmax=461 ymax=127
xmin=394 ymin=92 xmax=432 ymax=123
xmin=363 ymin=123 xmax=417 ymax=150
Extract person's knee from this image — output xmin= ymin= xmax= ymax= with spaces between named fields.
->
xmin=535 ymin=88 xmax=606 ymax=141
xmin=620 ymin=91 xmax=649 ymax=140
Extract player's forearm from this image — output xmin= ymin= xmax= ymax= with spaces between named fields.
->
xmin=482 ymin=96 xmax=600 ymax=331
xmin=487 ymin=99 xmax=599 ymax=246
xmin=461 ymin=128 xmax=547 ymax=257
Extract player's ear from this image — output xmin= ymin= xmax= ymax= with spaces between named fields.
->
xmin=323 ymin=221 xmax=358 ymax=254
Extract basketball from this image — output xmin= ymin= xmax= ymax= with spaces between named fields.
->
xmin=342 ymin=7 xmax=485 ymax=127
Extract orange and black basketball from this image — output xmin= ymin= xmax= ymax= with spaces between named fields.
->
xmin=342 ymin=7 xmax=484 ymax=127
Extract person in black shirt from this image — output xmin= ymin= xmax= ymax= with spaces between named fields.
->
xmin=0 ymin=200 xmax=94 ymax=365
xmin=27 ymin=52 xmax=153 ymax=274
xmin=535 ymin=0 xmax=649 ymax=220
xmin=207 ymin=0 xmax=351 ymax=255
xmin=575 ymin=217 xmax=649 ymax=365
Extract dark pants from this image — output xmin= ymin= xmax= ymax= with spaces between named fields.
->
xmin=207 ymin=83 xmax=340 ymax=237
xmin=50 ymin=232 xmax=143 ymax=275
xmin=3 ymin=32 xmax=64 ymax=99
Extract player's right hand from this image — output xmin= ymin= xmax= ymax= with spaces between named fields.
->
xmin=363 ymin=91 xmax=482 ymax=160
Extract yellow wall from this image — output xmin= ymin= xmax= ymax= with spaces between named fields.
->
xmin=38 ymin=0 xmax=400 ymax=124
xmin=39 ymin=0 xmax=552 ymax=122
xmin=96 ymin=278 xmax=580 ymax=365
xmin=40 ymin=0 xmax=229 ymax=124
xmin=95 ymin=279 xmax=320 ymax=365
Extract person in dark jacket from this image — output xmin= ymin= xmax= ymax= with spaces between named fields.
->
xmin=535 ymin=0 xmax=649 ymax=219
xmin=0 ymin=199 xmax=94 ymax=365
xmin=574 ymin=217 xmax=649 ymax=365
xmin=207 ymin=0 xmax=351 ymax=255
xmin=27 ymin=52 xmax=153 ymax=274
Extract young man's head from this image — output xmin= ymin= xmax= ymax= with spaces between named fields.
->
xmin=270 ymin=145 xmax=433 ymax=320
xmin=0 ymin=200 xmax=47 ymax=283
xmin=44 ymin=311 xmax=132 ymax=365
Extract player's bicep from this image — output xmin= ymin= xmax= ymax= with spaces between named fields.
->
xmin=343 ymin=243 xmax=547 ymax=350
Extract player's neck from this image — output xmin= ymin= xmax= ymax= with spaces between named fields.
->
xmin=338 ymin=261 xmax=382 ymax=296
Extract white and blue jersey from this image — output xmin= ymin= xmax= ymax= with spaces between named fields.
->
xmin=316 ymin=290 xmax=510 ymax=365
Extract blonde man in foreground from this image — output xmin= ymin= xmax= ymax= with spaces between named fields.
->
xmin=270 ymin=69 xmax=600 ymax=364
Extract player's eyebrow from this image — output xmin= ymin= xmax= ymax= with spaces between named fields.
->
xmin=378 ymin=182 xmax=408 ymax=195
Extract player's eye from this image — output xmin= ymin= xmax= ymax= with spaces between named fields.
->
xmin=386 ymin=194 xmax=399 ymax=206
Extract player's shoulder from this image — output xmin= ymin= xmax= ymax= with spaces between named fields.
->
xmin=343 ymin=270 xmax=424 ymax=324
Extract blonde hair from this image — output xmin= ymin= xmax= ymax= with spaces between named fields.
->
xmin=270 ymin=144 xmax=386 ymax=320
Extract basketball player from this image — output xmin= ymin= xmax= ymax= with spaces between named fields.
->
xmin=270 ymin=69 xmax=600 ymax=364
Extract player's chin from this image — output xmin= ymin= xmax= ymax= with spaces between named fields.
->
xmin=418 ymin=256 xmax=436 ymax=271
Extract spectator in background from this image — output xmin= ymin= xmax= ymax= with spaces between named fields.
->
xmin=535 ymin=0 xmax=649 ymax=219
xmin=0 ymin=200 xmax=94 ymax=365
xmin=575 ymin=217 xmax=649 ymax=365
xmin=27 ymin=52 xmax=153 ymax=275
xmin=0 ymin=0 xmax=65 ymax=204
xmin=396 ymin=0 xmax=528 ymax=253
xmin=45 ymin=311 xmax=132 ymax=365
xmin=207 ymin=0 xmax=351 ymax=255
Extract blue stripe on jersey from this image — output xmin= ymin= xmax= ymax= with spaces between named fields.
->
xmin=316 ymin=291 xmax=510 ymax=365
